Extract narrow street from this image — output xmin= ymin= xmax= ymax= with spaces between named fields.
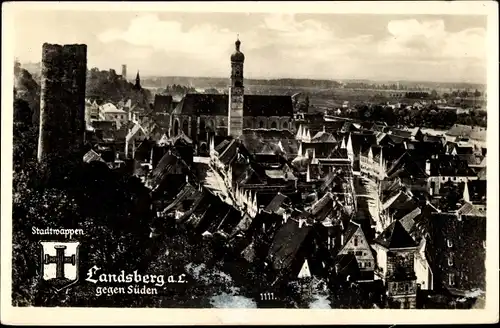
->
xmin=353 ymin=176 xmax=383 ymax=237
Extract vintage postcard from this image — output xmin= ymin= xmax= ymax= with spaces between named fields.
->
xmin=1 ymin=1 xmax=499 ymax=325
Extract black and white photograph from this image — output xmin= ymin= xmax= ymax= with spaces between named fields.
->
xmin=2 ymin=1 xmax=498 ymax=325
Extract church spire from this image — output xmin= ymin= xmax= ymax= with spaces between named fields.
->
xmin=235 ymin=34 xmax=241 ymax=51
xmin=134 ymin=70 xmax=141 ymax=89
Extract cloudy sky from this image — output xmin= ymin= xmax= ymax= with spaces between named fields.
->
xmin=13 ymin=9 xmax=487 ymax=83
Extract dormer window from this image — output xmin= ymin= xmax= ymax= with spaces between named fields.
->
xmin=447 ymin=239 xmax=453 ymax=248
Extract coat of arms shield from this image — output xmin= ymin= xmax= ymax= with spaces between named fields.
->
xmin=40 ymin=241 xmax=80 ymax=291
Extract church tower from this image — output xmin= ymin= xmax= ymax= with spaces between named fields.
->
xmin=228 ymin=37 xmax=245 ymax=138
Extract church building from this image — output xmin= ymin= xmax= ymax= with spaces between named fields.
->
xmin=169 ymin=38 xmax=295 ymax=141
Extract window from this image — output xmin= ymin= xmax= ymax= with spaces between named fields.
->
xmin=283 ymin=122 xmax=288 ymax=129
xmin=355 ymin=251 xmax=363 ymax=256
xmin=271 ymin=121 xmax=277 ymax=129
xmin=448 ymin=257 xmax=453 ymax=266
xmin=259 ymin=121 xmax=264 ymax=128
xmin=354 ymin=237 xmax=358 ymax=246
xmin=405 ymin=284 xmax=409 ymax=292
xmin=173 ymin=120 xmax=179 ymax=136
xmin=449 ymin=273 xmax=455 ymax=286
xmin=447 ymin=239 xmax=453 ymax=248
xmin=367 ymin=262 xmax=371 ymax=267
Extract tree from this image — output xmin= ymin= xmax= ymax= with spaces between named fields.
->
xmin=474 ymin=89 xmax=482 ymax=98
xmin=430 ymin=89 xmax=439 ymax=100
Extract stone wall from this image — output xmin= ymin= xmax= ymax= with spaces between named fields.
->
xmin=38 ymin=43 xmax=87 ymax=170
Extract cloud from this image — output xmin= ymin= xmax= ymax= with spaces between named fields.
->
xmin=258 ymin=14 xmax=374 ymax=60
xmin=379 ymin=19 xmax=486 ymax=60
xmin=92 ymin=14 xmax=485 ymax=81
xmin=97 ymin=13 xmax=374 ymax=67
xmin=98 ymin=14 xmax=237 ymax=62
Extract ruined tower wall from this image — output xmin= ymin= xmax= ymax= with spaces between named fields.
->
xmin=37 ymin=43 xmax=87 ymax=166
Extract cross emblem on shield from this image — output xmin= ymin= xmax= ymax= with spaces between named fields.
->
xmin=40 ymin=241 xmax=80 ymax=291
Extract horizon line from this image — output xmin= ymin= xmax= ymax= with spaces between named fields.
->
xmin=17 ymin=62 xmax=486 ymax=86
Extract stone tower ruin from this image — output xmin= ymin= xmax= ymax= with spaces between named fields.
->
xmin=37 ymin=43 xmax=87 ymax=170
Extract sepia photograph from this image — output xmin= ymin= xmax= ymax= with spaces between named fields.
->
xmin=2 ymin=1 xmax=498 ymax=325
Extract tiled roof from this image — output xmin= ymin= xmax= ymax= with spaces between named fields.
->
xmin=83 ymin=149 xmax=105 ymax=163
xmin=264 ymin=192 xmax=290 ymax=214
xmin=239 ymin=132 xmax=298 ymax=155
xmin=399 ymin=207 xmax=422 ymax=233
xmin=153 ymin=94 xmax=173 ymax=113
xmin=310 ymin=192 xmax=334 ymax=216
xmin=477 ymin=167 xmax=486 ymax=180
xmin=373 ymin=220 xmax=418 ymax=249
xmin=426 ymin=213 xmax=486 ymax=293
xmin=219 ymin=139 xmax=239 ymax=165
xmin=469 ymin=128 xmax=486 ymax=142
xmin=386 ymin=152 xmax=427 ymax=179
xmin=446 ymin=124 xmax=473 ymax=137
xmin=341 ymin=122 xmax=360 ymax=133
xmin=458 ymin=154 xmax=485 ymax=167
xmin=457 ymin=202 xmax=485 ymax=217
xmin=214 ymin=139 xmax=232 ymax=153
xmin=161 ymin=183 xmax=200 ymax=214
xmin=149 ymin=152 xmax=186 ymax=191
xmin=126 ymin=124 xmax=147 ymax=142
xmin=389 ymin=129 xmax=412 ymax=139
xmin=303 ymin=142 xmax=339 ymax=158
xmin=173 ymin=93 xmax=294 ymax=117
xmin=446 ymin=124 xmax=487 ymax=141
xmin=350 ymin=133 xmax=378 ymax=153
xmin=429 ymin=155 xmax=476 ymax=176
xmin=243 ymin=95 xmax=294 ymax=117
xmin=267 ymin=218 xmax=313 ymax=271
xmin=465 ymin=180 xmax=487 ymax=204
xmin=335 ymin=253 xmax=360 ymax=277
xmin=311 ymin=131 xmax=337 ymax=143
xmin=423 ymin=134 xmax=445 ymax=143
xmin=100 ymin=102 xmax=125 ymax=113
xmin=343 ymin=221 xmax=361 ymax=247
xmin=360 ymin=122 xmax=375 ymax=130
xmin=173 ymin=93 xmax=227 ymax=116
xmin=329 ymin=147 xmax=348 ymax=159
xmin=91 ymin=120 xmax=115 ymax=131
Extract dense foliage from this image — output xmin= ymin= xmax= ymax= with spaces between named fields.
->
xmin=86 ymin=68 xmax=152 ymax=107
xmin=161 ymin=84 xmax=197 ymax=95
xmin=337 ymin=104 xmax=487 ymax=129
